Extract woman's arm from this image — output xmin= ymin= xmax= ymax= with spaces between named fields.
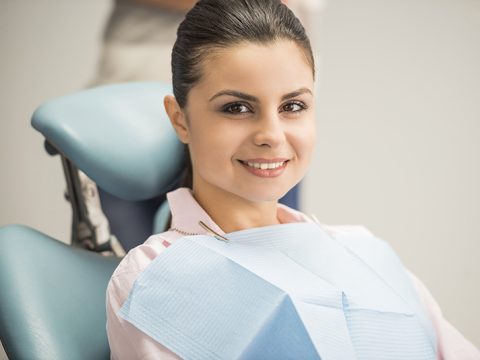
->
xmin=106 ymin=235 xmax=182 ymax=359
xmin=107 ymin=274 xmax=181 ymax=360
xmin=407 ymin=271 xmax=480 ymax=359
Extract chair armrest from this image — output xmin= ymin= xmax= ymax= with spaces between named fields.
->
xmin=0 ymin=225 xmax=121 ymax=360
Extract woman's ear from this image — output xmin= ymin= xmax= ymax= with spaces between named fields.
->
xmin=164 ymin=95 xmax=189 ymax=144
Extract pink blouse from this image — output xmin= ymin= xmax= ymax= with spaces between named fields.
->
xmin=106 ymin=187 xmax=480 ymax=359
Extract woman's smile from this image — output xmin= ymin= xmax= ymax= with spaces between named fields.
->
xmin=237 ymin=158 xmax=290 ymax=178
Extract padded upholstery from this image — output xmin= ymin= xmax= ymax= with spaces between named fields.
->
xmin=0 ymin=225 xmax=121 ymax=360
xmin=31 ymin=82 xmax=185 ymax=201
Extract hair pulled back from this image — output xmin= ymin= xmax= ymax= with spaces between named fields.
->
xmin=171 ymin=0 xmax=315 ymax=108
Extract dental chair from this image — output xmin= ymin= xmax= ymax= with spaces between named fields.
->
xmin=0 ymin=82 xmax=184 ymax=359
xmin=0 ymin=82 xmax=300 ymax=359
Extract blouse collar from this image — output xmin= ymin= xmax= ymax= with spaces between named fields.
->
xmin=166 ymin=187 xmax=310 ymax=236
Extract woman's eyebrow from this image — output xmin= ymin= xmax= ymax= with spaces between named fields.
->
xmin=281 ymin=87 xmax=312 ymax=100
xmin=209 ymin=90 xmax=258 ymax=102
xmin=208 ymin=87 xmax=312 ymax=102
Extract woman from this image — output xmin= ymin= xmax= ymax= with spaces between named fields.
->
xmin=106 ymin=0 xmax=479 ymax=358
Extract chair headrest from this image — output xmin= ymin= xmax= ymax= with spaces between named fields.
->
xmin=32 ymin=82 xmax=185 ymax=201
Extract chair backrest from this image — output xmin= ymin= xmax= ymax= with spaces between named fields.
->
xmin=32 ymin=82 xmax=185 ymax=202
xmin=31 ymin=82 xmax=185 ymax=251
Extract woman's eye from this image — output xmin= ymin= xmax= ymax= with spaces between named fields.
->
xmin=222 ymin=103 xmax=251 ymax=114
xmin=281 ymin=101 xmax=307 ymax=113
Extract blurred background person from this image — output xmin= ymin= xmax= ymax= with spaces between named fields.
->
xmin=91 ymin=0 xmax=324 ymax=85
xmin=91 ymin=0 xmax=193 ymax=86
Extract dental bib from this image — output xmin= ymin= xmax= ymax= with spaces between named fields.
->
xmin=119 ymin=222 xmax=437 ymax=360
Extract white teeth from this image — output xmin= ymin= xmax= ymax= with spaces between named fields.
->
xmin=245 ymin=161 xmax=285 ymax=170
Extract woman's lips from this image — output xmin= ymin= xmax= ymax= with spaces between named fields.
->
xmin=238 ymin=158 xmax=289 ymax=177
xmin=242 ymin=158 xmax=289 ymax=166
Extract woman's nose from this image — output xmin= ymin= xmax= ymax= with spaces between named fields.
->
xmin=253 ymin=112 xmax=286 ymax=148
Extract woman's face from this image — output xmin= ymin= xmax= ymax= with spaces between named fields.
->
xmin=170 ymin=40 xmax=316 ymax=203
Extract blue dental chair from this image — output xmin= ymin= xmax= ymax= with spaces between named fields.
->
xmin=0 ymin=82 xmax=300 ymax=359
xmin=0 ymin=83 xmax=184 ymax=359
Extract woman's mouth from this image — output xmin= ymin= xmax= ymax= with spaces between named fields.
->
xmin=238 ymin=159 xmax=289 ymax=177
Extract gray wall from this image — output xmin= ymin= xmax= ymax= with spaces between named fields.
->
xmin=0 ymin=0 xmax=478 ymax=356
xmin=304 ymin=0 xmax=480 ymax=348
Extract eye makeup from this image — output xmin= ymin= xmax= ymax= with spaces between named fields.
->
xmin=279 ymin=100 xmax=308 ymax=113
xmin=220 ymin=102 xmax=253 ymax=114
xmin=218 ymin=100 xmax=309 ymax=119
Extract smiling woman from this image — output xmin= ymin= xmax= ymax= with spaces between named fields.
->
xmin=164 ymin=40 xmax=315 ymax=231
xmin=106 ymin=0 xmax=480 ymax=359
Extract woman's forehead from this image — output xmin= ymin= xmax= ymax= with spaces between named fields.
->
xmin=191 ymin=40 xmax=314 ymax=101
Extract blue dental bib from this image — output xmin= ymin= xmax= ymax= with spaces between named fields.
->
xmin=119 ymin=222 xmax=437 ymax=360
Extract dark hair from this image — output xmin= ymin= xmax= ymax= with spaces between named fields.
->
xmin=172 ymin=0 xmax=315 ymax=187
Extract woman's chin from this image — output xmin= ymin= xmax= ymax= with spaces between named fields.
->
xmin=235 ymin=187 xmax=291 ymax=204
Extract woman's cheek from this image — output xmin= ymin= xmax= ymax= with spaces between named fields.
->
xmin=292 ymin=133 xmax=315 ymax=183
xmin=192 ymin=137 xmax=229 ymax=170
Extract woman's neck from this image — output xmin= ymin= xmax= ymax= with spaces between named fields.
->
xmin=192 ymin=184 xmax=280 ymax=234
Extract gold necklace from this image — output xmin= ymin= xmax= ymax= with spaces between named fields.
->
xmin=170 ymin=220 xmax=229 ymax=242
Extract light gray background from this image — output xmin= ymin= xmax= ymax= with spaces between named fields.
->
xmin=0 ymin=0 xmax=478 ymax=357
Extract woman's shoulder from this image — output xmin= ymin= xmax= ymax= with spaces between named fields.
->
xmin=109 ymin=230 xmax=180 ymax=287
xmin=106 ymin=230 xmax=184 ymax=310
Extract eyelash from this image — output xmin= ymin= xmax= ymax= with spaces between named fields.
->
xmin=221 ymin=102 xmax=252 ymax=114
xmin=221 ymin=101 xmax=308 ymax=115
xmin=280 ymin=101 xmax=308 ymax=113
